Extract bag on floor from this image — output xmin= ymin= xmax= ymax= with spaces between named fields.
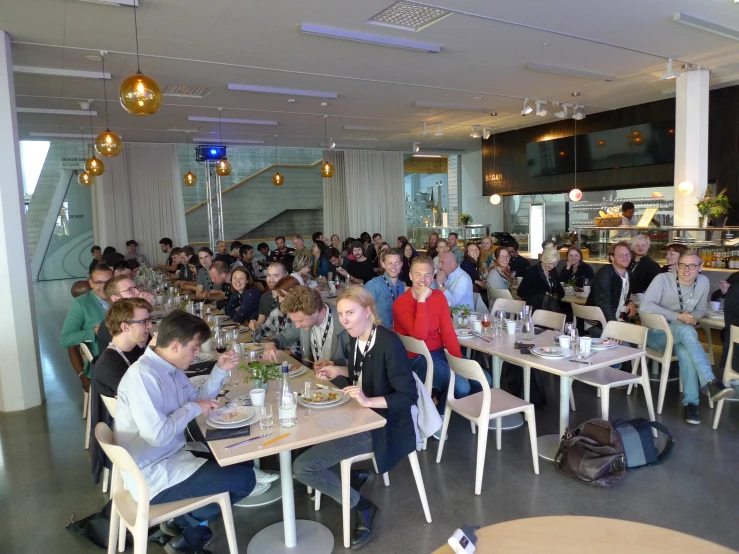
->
xmin=612 ymin=418 xmax=674 ymax=468
xmin=554 ymin=419 xmax=626 ymax=488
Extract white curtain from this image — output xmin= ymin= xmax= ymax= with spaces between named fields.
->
xmin=92 ymin=143 xmax=188 ymax=265
xmin=322 ymin=150 xmax=348 ymax=240
xmin=343 ymin=150 xmax=405 ymax=242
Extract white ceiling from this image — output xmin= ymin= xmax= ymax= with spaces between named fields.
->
xmin=4 ymin=0 xmax=739 ymax=152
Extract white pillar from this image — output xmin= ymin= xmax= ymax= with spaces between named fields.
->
xmin=673 ymin=69 xmax=709 ymax=227
xmin=0 ymin=31 xmax=44 ymax=411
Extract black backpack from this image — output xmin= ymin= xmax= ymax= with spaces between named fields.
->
xmin=612 ymin=418 xmax=674 ymax=468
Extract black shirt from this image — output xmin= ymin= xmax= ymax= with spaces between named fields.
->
xmin=270 ymin=247 xmax=294 ymax=264
xmin=508 ymin=254 xmax=531 ymax=277
xmin=93 ymin=345 xmax=144 ymax=398
xmin=630 ymin=255 xmax=661 ymax=294
xmin=216 ymin=282 xmax=232 ymax=311
xmin=347 ymin=258 xmax=376 ymax=284
xmin=96 ymin=321 xmax=113 ymax=356
xmin=259 ymin=291 xmax=279 ymax=318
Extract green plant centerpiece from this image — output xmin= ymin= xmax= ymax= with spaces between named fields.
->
xmin=240 ymin=360 xmax=282 ymax=391
xmin=697 ymin=187 xmax=731 ymax=227
xmin=451 ymin=305 xmax=472 ymax=327
xmin=564 ymin=277 xmax=577 ymax=289
xmin=459 ymin=213 xmax=473 ymax=225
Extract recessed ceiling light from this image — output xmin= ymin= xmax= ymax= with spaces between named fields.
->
xmin=320 ymin=102 xmax=328 ymax=107
xmin=300 ymin=23 xmax=441 ymax=53
xmin=188 ymin=116 xmax=278 ymax=126
xmin=17 ymin=108 xmax=98 ymax=116
xmin=412 ymin=154 xmax=443 ymax=158
xmin=229 ymin=83 xmax=338 ymax=99
xmin=162 ymin=85 xmax=213 ymax=99
xmin=344 ymin=125 xmax=411 ymax=133
xmin=29 ymin=132 xmax=108 ymax=138
xmin=366 ymin=2 xmax=452 ymax=32
xmin=470 ymin=125 xmax=482 ymax=139
xmin=571 ymin=92 xmax=581 ymax=97
xmin=673 ymin=12 xmax=739 ymax=41
xmin=414 ymin=101 xmax=494 ymax=114
xmin=192 ymin=138 xmax=265 ymax=144
xmin=13 ymin=65 xmax=111 ymax=79
xmin=526 ymin=62 xmax=614 ymax=81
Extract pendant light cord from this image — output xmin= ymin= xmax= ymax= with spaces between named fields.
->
xmin=275 ymin=135 xmax=279 ymax=170
xmin=574 ymin=119 xmax=577 ymax=189
xmin=80 ymin=126 xmax=86 ymax=166
xmin=186 ymin=132 xmax=192 ymax=173
xmin=101 ymin=54 xmax=110 ymax=130
xmin=133 ymin=6 xmax=141 ymax=72
xmin=88 ymin=103 xmax=95 ymax=155
xmin=218 ymin=108 xmax=224 ymax=144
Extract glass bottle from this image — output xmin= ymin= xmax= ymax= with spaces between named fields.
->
xmin=521 ymin=306 xmax=535 ymax=341
xmin=278 ymin=361 xmax=297 ymax=427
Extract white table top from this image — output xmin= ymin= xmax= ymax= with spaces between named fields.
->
xmin=699 ymin=314 xmax=726 ymax=329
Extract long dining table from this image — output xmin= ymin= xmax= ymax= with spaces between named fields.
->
xmin=461 ymin=329 xmax=648 ymax=460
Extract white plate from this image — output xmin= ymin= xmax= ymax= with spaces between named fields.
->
xmin=455 ymin=329 xmax=473 ymax=337
xmin=289 ymin=366 xmax=308 ymax=378
xmin=209 ymin=406 xmax=255 ymax=425
xmin=298 ymin=393 xmax=351 ymax=409
xmin=189 ymin=375 xmax=208 ymax=387
xmin=242 ymin=342 xmax=265 ymax=353
xmin=531 ymin=346 xmax=572 ymax=359
xmin=212 ymin=314 xmax=231 ymax=323
xmin=590 ymin=338 xmax=619 ymax=350
xmin=706 ymin=312 xmax=724 ymax=319
xmin=206 ymin=411 xmax=259 ymax=429
xmin=302 ymin=389 xmax=345 ymax=405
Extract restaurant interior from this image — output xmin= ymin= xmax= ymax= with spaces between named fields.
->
xmin=1 ymin=0 xmax=739 ymax=553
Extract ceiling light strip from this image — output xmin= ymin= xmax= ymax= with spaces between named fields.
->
xmin=673 ymin=12 xmax=739 ymax=41
xmin=414 ymin=101 xmax=493 ymax=113
xmin=30 ymin=132 xmax=115 ymax=138
xmin=526 ymin=62 xmax=614 ymax=81
xmin=17 ymin=108 xmax=98 ymax=116
xmin=344 ymin=125 xmax=411 ymax=133
xmin=13 ymin=65 xmax=111 ymax=79
xmin=300 ymin=24 xmax=441 ymax=53
xmin=228 ymin=83 xmax=337 ymax=99
xmin=188 ymin=116 xmax=278 ymax=125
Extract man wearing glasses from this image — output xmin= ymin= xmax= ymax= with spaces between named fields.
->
xmin=95 ymin=275 xmax=156 ymax=354
xmin=586 ymin=241 xmax=636 ymax=336
xmin=641 ymin=250 xmax=734 ymax=424
xmin=364 ymin=248 xmax=405 ymax=328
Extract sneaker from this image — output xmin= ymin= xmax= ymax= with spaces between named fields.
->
xmin=705 ymin=380 xmax=735 ymax=402
xmin=247 ymin=480 xmax=271 ymax=497
xmin=685 ymin=404 xmax=701 ymax=425
xmin=164 ymin=528 xmax=212 ymax=554
xmin=254 ymin=468 xmax=279 ymax=484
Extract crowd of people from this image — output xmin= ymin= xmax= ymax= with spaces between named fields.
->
xmin=62 ymin=228 xmax=738 ymax=552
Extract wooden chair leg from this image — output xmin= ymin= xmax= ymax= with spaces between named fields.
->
xmin=118 ymin=519 xmax=126 ymax=552
xmin=495 ymin=417 xmax=502 ymax=451
xmin=107 ymin=503 xmax=119 ymax=554
xmin=84 ymin=393 xmax=92 ymax=450
xmin=640 ymin=360 xmax=658 ymax=438
xmin=218 ymin=495 xmax=239 ymax=554
xmin=102 ymin=467 xmax=109 ymax=494
xmin=470 ymin=421 xmax=476 ymax=434
xmin=713 ymin=398 xmax=725 ymax=430
xmin=83 ymin=390 xmax=89 ymax=419
xmin=657 ymin=360 xmax=670 ymax=414
xmin=474 ymin=423 xmax=489 ymax=495
xmin=408 ymin=451 xmax=432 ymax=523
xmin=314 ymin=490 xmax=322 ymax=510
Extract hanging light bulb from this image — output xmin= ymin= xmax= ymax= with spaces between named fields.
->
xmin=119 ymin=7 xmax=161 ymax=115
xmin=569 ymin=188 xmax=583 ymax=202
xmin=272 ymin=134 xmax=284 ymax=186
xmin=183 ymin=132 xmax=197 ymax=186
xmin=678 ymin=181 xmax=694 ymax=196
xmin=490 ymin=194 xmax=501 ymax=205
xmin=320 ymin=115 xmax=334 ymax=179
xmin=95 ymin=52 xmax=122 ymax=156
xmin=216 ymin=158 xmax=232 ymax=176
xmin=85 ymin=102 xmax=105 ymax=176
xmin=79 ymin=171 xmax=94 ymax=187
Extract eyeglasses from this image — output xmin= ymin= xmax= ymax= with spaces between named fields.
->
xmin=117 ymin=286 xmax=140 ymax=295
xmin=678 ymin=263 xmax=701 ymax=270
xmin=127 ymin=318 xmax=151 ymax=325
xmin=91 ymin=279 xmax=109 ymax=285
xmin=614 ymin=253 xmax=632 ymax=259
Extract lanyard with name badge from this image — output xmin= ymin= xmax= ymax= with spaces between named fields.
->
xmin=382 ymin=275 xmax=398 ymax=300
xmin=675 ymin=273 xmax=696 ymax=313
xmin=353 ymin=325 xmax=376 ymax=386
xmin=108 ymin=342 xmax=131 ymax=367
xmin=311 ymin=309 xmax=333 ymax=361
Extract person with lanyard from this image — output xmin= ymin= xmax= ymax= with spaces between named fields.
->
xmin=294 ymin=287 xmax=417 ymax=549
xmin=364 ymin=248 xmax=405 ymax=328
xmin=585 ymin=242 xmax=636 ymax=336
xmin=641 ymin=250 xmax=734 ymax=424
xmin=262 ymin=286 xmax=347 ymax=367
xmin=248 ymin=262 xmax=287 ymax=334
xmin=96 ymin=275 xmax=155 ymax=354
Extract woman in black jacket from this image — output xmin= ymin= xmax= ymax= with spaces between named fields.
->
xmin=559 ymin=246 xmax=594 ymax=287
xmin=224 ymin=267 xmax=261 ymax=323
xmin=294 ymin=286 xmax=418 ymax=549
xmin=517 ymin=247 xmax=565 ymax=311
xmin=630 ymin=234 xmax=661 ymax=294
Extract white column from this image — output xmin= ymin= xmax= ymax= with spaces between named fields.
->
xmin=0 ymin=31 xmax=44 ymax=411
xmin=673 ymin=69 xmax=709 ymax=227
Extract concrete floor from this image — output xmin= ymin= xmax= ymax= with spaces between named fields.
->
xmin=1 ymin=279 xmax=738 ymax=553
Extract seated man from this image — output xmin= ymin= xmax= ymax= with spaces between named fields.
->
xmin=124 ymin=239 xmax=147 ymax=266
xmin=115 ymin=311 xmax=272 ymax=553
xmin=585 ymin=241 xmax=636 ymax=336
xmin=434 ymin=251 xmax=473 ymax=311
xmin=262 ymin=286 xmax=347 ymax=367
xmin=249 ymin=262 xmax=287 ymax=335
xmin=292 ymin=234 xmax=311 ymax=259
xmin=191 ymin=247 xmax=214 ymax=297
xmin=641 ymin=250 xmax=734 ymax=425
xmin=156 ymin=237 xmax=177 ymax=272
xmin=393 ymin=255 xmax=489 ymax=423
xmin=722 ymin=278 xmax=739 ymax=370
xmin=364 ymin=248 xmax=404 ymax=328
xmin=213 ymin=240 xmax=232 ymax=265
xmin=270 ymin=235 xmax=294 ymax=264
xmin=236 ymin=244 xmax=261 ymax=280
xmin=89 ymin=245 xmax=102 ymax=272
xmin=208 ymin=261 xmax=232 ymax=309
xmin=505 ymin=242 xmax=531 ymax=277
xmin=97 ymin=275 xmax=156 ymax=353
xmin=256 ymin=242 xmax=271 ymax=268
xmin=164 ymin=247 xmax=182 ymax=276
xmin=61 ymin=264 xmax=114 ymax=379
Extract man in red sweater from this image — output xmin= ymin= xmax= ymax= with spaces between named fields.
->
xmin=393 ymin=255 xmax=489 ymax=418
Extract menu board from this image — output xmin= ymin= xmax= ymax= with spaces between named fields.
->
xmin=636 ymin=208 xmax=658 ymax=228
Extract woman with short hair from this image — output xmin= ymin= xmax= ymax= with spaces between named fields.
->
xmin=224 ymin=267 xmax=261 ymax=323
xmin=517 ymin=247 xmax=565 ymax=311
xmin=630 ymin=234 xmax=661 ymax=294
xmin=290 ymin=252 xmax=312 ymax=286
xmin=661 ymin=243 xmax=688 ymax=273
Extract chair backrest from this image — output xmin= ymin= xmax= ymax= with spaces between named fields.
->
xmin=532 ymin=309 xmax=566 ymax=332
xmin=398 ymin=334 xmax=433 ymax=394
xmin=572 ymin=304 xmax=607 ymax=329
xmin=725 ymin=325 xmax=739 ymax=378
xmin=444 ymin=349 xmax=490 ymax=417
xmin=488 ymin=288 xmax=513 ymax=302
xmin=254 ymin=281 xmax=265 ymax=292
xmin=602 ymin=321 xmax=647 ymax=349
xmin=101 ymin=395 xmax=117 ymax=418
xmin=639 ymin=313 xmax=674 ymax=359
xmin=473 ymin=293 xmax=488 ymax=314
xmin=80 ymin=343 xmax=94 ymax=363
xmin=491 ymin=298 xmax=525 ymax=317
xmin=95 ymin=423 xmax=151 ymax=527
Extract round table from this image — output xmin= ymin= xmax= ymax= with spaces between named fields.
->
xmin=433 ymin=516 xmax=736 ymax=554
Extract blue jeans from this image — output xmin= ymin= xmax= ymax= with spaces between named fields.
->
xmin=411 ymin=348 xmax=492 ymax=414
xmin=647 ymin=323 xmax=716 ymax=406
xmin=151 ymin=453 xmax=255 ymax=543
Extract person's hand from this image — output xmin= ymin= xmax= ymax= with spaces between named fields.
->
xmin=139 ymin=291 xmax=155 ymax=303
xmin=436 ymin=270 xmax=447 ymax=287
xmin=337 ymin=267 xmax=348 ymax=277
xmin=416 ymin=284 xmax=433 ymax=302
xmin=262 ymin=343 xmax=279 ymax=362
xmin=315 ymin=365 xmax=342 ymax=380
xmin=313 ymin=359 xmax=334 ymax=370
xmin=94 ymin=324 xmax=100 ymax=335
xmin=719 ymin=280 xmax=731 ymax=295
xmin=626 ymin=301 xmax=637 ymax=318
xmin=248 ymin=320 xmax=260 ymax=333
xmin=217 ymin=349 xmax=240 ymax=371
xmin=80 ymin=373 xmax=91 ymax=394
xmin=566 ymin=261 xmax=573 ymax=270
xmin=678 ymin=313 xmax=697 ymax=325
xmin=343 ymin=385 xmax=371 ymax=407
xmin=194 ymin=399 xmax=220 ymax=415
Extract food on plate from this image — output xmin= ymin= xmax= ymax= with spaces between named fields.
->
xmin=289 ymin=363 xmax=302 ymax=372
xmin=309 ymin=391 xmax=341 ymax=403
xmin=243 ymin=343 xmax=264 ymax=351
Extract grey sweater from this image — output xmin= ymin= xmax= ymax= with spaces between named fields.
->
xmin=640 ymin=272 xmax=709 ymax=322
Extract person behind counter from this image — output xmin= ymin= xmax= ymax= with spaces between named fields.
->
xmin=621 ymin=201 xmax=637 ymax=226
xmin=630 ymin=234 xmax=661 ymax=294
xmin=661 ymin=243 xmax=688 ymax=273
xmin=559 ymin=246 xmax=594 ymax=287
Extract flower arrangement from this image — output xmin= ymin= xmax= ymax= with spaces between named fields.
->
xmin=697 ymin=188 xmax=731 ymax=221
xmin=459 ymin=213 xmax=473 ymax=225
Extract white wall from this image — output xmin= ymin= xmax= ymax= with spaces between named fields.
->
xmin=460 ymin=149 xmax=504 ymax=230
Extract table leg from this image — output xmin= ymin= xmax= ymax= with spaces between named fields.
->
xmin=489 ymin=355 xmax=524 ymax=431
xmin=536 ymin=375 xmax=571 ymax=461
xmin=701 ymin=323 xmax=715 ymax=366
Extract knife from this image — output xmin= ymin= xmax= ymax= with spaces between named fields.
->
xmin=571 ymin=359 xmax=592 ymax=364
xmin=473 ymin=332 xmax=491 ymax=343
xmin=225 ymin=433 xmax=272 ymax=450
xmin=315 ymin=383 xmax=342 ymax=393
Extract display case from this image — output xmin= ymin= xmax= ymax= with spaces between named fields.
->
xmin=410 ymin=225 xmax=496 ymax=250
xmin=573 ymin=225 xmax=739 ymax=270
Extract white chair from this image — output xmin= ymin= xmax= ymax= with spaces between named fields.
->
xmin=100 ymin=395 xmax=117 ymax=495
xmin=438 ymin=351 xmax=538 ymax=495
xmin=571 ymin=304 xmax=607 ymax=330
xmin=398 ymin=334 xmax=434 ymax=450
xmin=95 ymin=423 xmax=239 ymax=554
xmin=308 ymin=454 xmax=386 ymax=511
xmin=639 ymin=313 xmax=680 ymax=414
xmin=473 ymin=293 xmax=488 ymax=314
xmin=312 ymin=452 xmax=431 ymax=548
xmin=713 ymin=325 xmax=739 ymax=430
xmin=490 ymin=298 xmax=525 ymax=317
xmin=80 ymin=343 xmax=94 ymax=450
xmin=488 ymin=287 xmax=514 ymax=302
xmin=572 ymin=321 xmax=657 ymax=434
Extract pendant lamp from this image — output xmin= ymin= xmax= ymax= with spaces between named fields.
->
xmin=95 ymin=52 xmax=122 ymax=156
xmin=183 ymin=132 xmax=197 ymax=186
xmin=214 ymin=108 xmax=232 ymax=176
xmin=320 ymin=115 xmax=334 ymax=178
xmin=119 ymin=6 xmax=161 ymax=115
xmin=272 ymin=135 xmax=284 ymax=186
xmin=85 ymin=103 xmax=105 ymax=176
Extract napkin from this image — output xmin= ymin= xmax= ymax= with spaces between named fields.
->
xmin=205 ymin=426 xmax=251 ymax=441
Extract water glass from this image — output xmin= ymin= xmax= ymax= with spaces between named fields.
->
xmin=303 ymin=381 xmax=315 ymax=416
xmin=259 ymin=403 xmax=274 ymax=430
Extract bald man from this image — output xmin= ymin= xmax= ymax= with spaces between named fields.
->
xmin=434 ymin=251 xmax=474 ymax=311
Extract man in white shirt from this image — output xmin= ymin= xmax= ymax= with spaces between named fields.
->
xmin=434 ymin=251 xmax=474 ymax=311
xmin=620 ymin=201 xmax=637 ymax=226
xmin=115 ymin=311 xmax=273 ymax=553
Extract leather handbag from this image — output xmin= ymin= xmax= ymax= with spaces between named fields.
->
xmin=554 ymin=419 xmax=626 ymax=488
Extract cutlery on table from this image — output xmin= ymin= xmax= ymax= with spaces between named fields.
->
xmin=473 ymin=333 xmax=491 ymax=342
xmin=258 ymin=433 xmax=290 ymax=449
xmin=225 ymin=433 xmax=272 ymax=450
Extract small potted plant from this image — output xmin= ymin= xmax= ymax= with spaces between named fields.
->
xmin=697 ymin=188 xmax=731 ymax=228
xmin=240 ymin=360 xmax=282 ymax=391
xmin=451 ymin=305 xmax=471 ymax=327
xmin=564 ymin=277 xmax=577 ymax=296
xmin=459 ymin=213 xmax=473 ymax=225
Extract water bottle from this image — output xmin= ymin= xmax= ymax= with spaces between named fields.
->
xmin=522 ymin=306 xmax=535 ymax=341
xmin=278 ymin=362 xmax=297 ymax=427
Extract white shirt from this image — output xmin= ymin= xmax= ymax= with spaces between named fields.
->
xmin=616 ymin=271 xmax=630 ymax=317
xmin=435 ymin=265 xmax=474 ymax=311
xmin=115 ymin=347 xmax=228 ymax=500
xmin=353 ymin=330 xmax=378 ymax=388
xmin=291 ymin=272 xmax=305 ymax=286
xmin=311 ymin=308 xmax=334 ymax=361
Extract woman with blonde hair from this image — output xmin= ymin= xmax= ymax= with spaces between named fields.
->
xmin=290 ymin=251 xmax=312 ymax=286
xmin=294 ymin=285 xmax=418 ymax=548
xmin=479 ymin=236 xmax=495 ymax=271
xmin=630 ymin=234 xmax=661 ymax=294
xmin=517 ymin=246 xmax=565 ymax=311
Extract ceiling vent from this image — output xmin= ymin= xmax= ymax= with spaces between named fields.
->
xmin=367 ymin=1 xmax=452 ymax=32
xmin=167 ymin=125 xmax=204 ymax=132
xmin=162 ymin=85 xmax=213 ymax=98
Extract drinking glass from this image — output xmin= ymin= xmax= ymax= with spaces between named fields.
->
xmin=303 ymin=381 xmax=315 ymax=416
xmin=481 ymin=313 xmax=491 ymax=336
xmin=259 ymin=404 xmax=274 ymax=430
xmin=215 ymin=327 xmax=227 ymax=355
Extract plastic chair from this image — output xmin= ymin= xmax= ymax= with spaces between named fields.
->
xmin=311 ymin=451 xmax=431 ymax=548
xmin=490 ymin=298 xmax=525 ymax=317
xmin=80 ymin=343 xmax=94 ymax=450
xmin=488 ymin=287 xmax=513 ymax=302
xmin=713 ymin=325 xmax=739 ymax=430
xmin=95 ymin=423 xmax=239 ymax=554
xmin=398 ymin=334 xmax=434 ymax=450
xmin=473 ymin=293 xmax=488 ymax=314
xmin=571 ymin=304 xmax=607 ymax=330
xmin=438 ymin=350 xmax=538 ymax=495
xmin=639 ymin=313 xmax=680 ymax=414
xmin=572 ymin=322 xmax=657 ymax=435
xmin=100 ymin=396 xmax=117 ymax=495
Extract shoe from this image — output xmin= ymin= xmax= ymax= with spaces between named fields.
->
xmin=705 ymin=380 xmax=735 ymax=402
xmin=160 ymin=519 xmax=184 ymax=537
xmin=164 ymin=529 xmax=212 ymax=554
xmin=247 ymin=480 xmax=271 ymax=497
xmin=685 ymin=404 xmax=701 ymax=425
xmin=254 ymin=468 xmax=279 ymax=484
xmin=351 ymin=502 xmax=379 ymax=549
xmin=350 ymin=469 xmax=370 ymax=492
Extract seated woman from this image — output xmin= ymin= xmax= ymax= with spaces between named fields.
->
xmin=630 ymin=234 xmax=662 ymax=294
xmin=433 ymin=238 xmax=449 ymax=274
xmin=558 ymin=246 xmax=594 ymax=287
xmin=290 ymin=252 xmax=312 ymax=286
xmin=311 ymin=241 xmax=333 ymax=281
xmin=517 ymin=247 xmax=565 ymax=311
xmin=486 ymin=246 xmax=513 ymax=292
xmin=257 ymin=275 xmax=301 ymax=341
xmin=294 ymin=287 xmax=418 ymax=549
xmin=224 ymin=267 xmax=261 ymax=323
xmin=400 ymin=242 xmax=415 ymax=286
xmin=461 ymin=242 xmax=486 ymax=293
xmin=479 ymin=236 xmax=495 ymax=271
xmin=425 ymin=231 xmax=440 ymax=259
xmin=661 ymin=243 xmax=688 ymax=273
